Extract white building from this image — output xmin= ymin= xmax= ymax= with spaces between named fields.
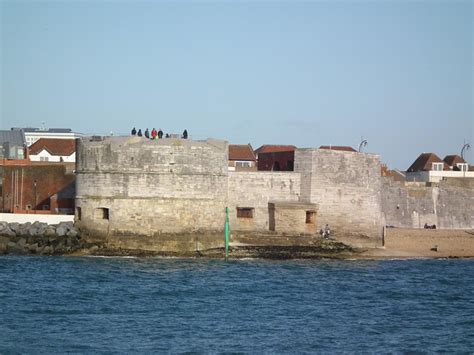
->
xmin=28 ymin=138 xmax=76 ymax=163
xmin=405 ymin=152 xmax=473 ymax=182
xmin=14 ymin=128 xmax=83 ymax=147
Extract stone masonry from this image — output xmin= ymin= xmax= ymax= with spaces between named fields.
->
xmin=76 ymin=136 xmax=386 ymax=249
xmin=295 ymin=148 xmax=383 ymax=246
xmin=382 ymin=178 xmax=474 ymax=229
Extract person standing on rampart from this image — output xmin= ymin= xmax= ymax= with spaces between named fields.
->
xmin=151 ymin=128 xmax=157 ymax=140
xmin=145 ymin=128 xmax=150 ymax=139
xmin=137 ymin=129 xmax=143 ymax=137
xmin=182 ymin=129 xmax=188 ymax=139
xmin=131 ymin=127 xmax=137 ymax=135
xmin=158 ymin=129 xmax=163 ymax=139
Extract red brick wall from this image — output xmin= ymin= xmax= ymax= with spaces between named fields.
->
xmin=257 ymin=151 xmax=295 ymax=171
xmin=0 ymin=163 xmax=75 ymax=214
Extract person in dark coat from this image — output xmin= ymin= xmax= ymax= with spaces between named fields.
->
xmin=131 ymin=127 xmax=137 ymax=135
xmin=165 ymin=133 xmax=170 ymax=138
xmin=182 ymin=129 xmax=188 ymax=139
xmin=158 ymin=129 xmax=163 ymax=139
xmin=137 ymin=129 xmax=143 ymax=137
xmin=145 ymin=128 xmax=150 ymax=139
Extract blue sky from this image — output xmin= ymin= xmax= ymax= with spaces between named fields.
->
xmin=1 ymin=0 xmax=472 ymax=169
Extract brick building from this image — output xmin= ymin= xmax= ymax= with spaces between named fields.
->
xmin=254 ymin=145 xmax=297 ymax=171
xmin=0 ymin=161 xmax=75 ymax=214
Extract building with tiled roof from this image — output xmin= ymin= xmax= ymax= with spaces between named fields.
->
xmin=407 ymin=153 xmax=448 ymax=172
xmin=29 ymin=138 xmax=76 ymax=163
xmin=228 ymin=144 xmax=257 ymax=171
xmin=443 ymin=155 xmax=469 ymax=171
xmin=254 ymin=145 xmax=297 ymax=156
xmin=406 ymin=152 xmax=473 ymax=182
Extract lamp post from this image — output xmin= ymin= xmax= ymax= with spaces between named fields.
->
xmin=33 ymin=179 xmax=37 ymax=213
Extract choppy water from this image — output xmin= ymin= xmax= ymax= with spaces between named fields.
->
xmin=0 ymin=256 xmax=473 ymax=353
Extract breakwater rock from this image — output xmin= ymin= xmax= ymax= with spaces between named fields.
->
xmin=0 ymin=221 xmax=101 ymax=255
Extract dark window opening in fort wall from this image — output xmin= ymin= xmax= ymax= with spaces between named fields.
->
xmin=237 ymin=207 xmax=254 ymax=219
xmin=76 ymin=207 xmax=82 ymax=221
xmin=306 ymin=211 xmax=316 ymax=224
xmin=95 ymin=207 xmax=109 ymax=220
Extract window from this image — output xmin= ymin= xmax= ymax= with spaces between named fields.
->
xmin=40 ymin=156 xmax=49 ymax=162
xmin=432 ymin=163 xmax=443 ymax=171
xmin=96 ymin=207 xmax=109 ymax=220
xmin=76 ymin=207 xmax=82 ymax=221
xmin=306 ymin=211 xmax=316 ymax=224
xmin=457 ymin=163 xmax=468 ymax=172
xmin=235 ymin=161 xmax=251 ymax=168
xmin=237 ymin=207 xmax=254 ymax=219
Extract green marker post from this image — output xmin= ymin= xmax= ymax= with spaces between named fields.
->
xmin=224 ymin=207 xmax=229 ymax=260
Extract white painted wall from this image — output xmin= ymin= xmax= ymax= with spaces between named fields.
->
xmin=406 ymin=170 xmax=474 ymax=182
xmin=29 ymin=149 xmax=76 ymax=163
xmin=0 ymin=213 xmax=74 ymax=224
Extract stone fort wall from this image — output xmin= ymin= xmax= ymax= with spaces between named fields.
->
xmin=295 ymin=149 xmax=383 ymax=246
xmin=381 ymin=178 xmax=474 ymax=229
xmin=227 ymin=172 xmax=301 ymax=231
xmin=75 ymin=137 xmax=229 ymax=241
xmin=76 ymin=137 xmax=387 ymax=249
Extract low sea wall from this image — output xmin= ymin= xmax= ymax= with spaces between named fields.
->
xmin=0 ymin=213 xmax=74 ymax=225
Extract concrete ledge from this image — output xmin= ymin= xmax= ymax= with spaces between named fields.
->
xmin=0 ymin=213 xmax=74 ymax=225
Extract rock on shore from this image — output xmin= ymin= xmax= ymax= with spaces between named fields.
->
xmin=0 ymin=221 xmax=100 ymax=255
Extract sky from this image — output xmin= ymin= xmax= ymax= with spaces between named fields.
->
xmin=1 ymin=0 xmax=472 ymax=169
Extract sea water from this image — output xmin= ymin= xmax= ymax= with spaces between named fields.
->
xmin=0 ymin=256 xmax=473 ymax=353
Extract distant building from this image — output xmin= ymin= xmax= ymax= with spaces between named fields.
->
xmin=28 ymin=138 xmax=76 ymax=163
xmin=255 ymin=145 xmax=297 ymax=171
xmin=0 ymin=130 xmax=26 ymax=160
xmin=12 ymin=127 xmax=83 ymax=147
xmin=381 ymin=164 xmax=406 ymax=182
xmin=228 ymin=144 xmax=257 ymax=171
xmin=0 ymin=161 xmax=75 ymax=214
xmin=406 ymin=152 xmax=473 ymax=182
xmin=443 ymin=155 xmax=469 ymax=172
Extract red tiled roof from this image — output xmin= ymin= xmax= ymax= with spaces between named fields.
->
xmin=228 ymin=144 xmax=256 ymax=161
xmin=29 ymin=138 xmax=76 ymax=156
xmin=319 ymin=146 xmax=357 ymax=152
xmin=443 ymin=155 xmax=465 ymax=167
xmin=254 ymin=145 xmax=297 ymax=154
xmin=407 ymin=153 xmax=448 ymax=172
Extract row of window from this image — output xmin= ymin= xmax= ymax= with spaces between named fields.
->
xmin=432 ymin=162 xmax=469 ymax=172
xmin=77 ymin=207 xmax=316 ymax=224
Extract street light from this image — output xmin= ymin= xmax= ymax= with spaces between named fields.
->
xmin=34 ymin=179 xmax=37 ymax=212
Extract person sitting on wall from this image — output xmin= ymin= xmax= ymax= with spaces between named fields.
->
xmin=324 ymin=224 xmax=331 ymax=239
xmin=424 ymin=223 xmax=429 ymax=229
xmin=144 ymin=128 xmax=150 ymax=139
xmin=182 ymin=129 xmax=188 ymax=139
xmin=131 ymin=127 xmax=137 ymax=135
xmin=165 ymin=133 xmax=170 ymax=138
xmin=158 ymin=129 xmax=163 ymax=139
xmin=137 ymin=129 xmax=143 ymax=137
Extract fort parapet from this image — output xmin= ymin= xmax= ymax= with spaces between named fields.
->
xmin=74 ymin=136 xmax=393 ymax=251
